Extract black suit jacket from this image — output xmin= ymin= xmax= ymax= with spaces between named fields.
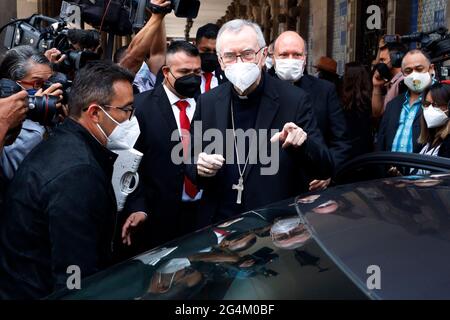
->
xmin=295 ymin=75 xmax=351 ymax=170
xmin=439 ymin=136 xmax=450 ymax=158
xmin=125 ymin=85 xmax=193 ymax=247
xmin=187 ymin=73 xmax=333 ymax=227
xmin=377 ymin=93 xmax=423 ymax=153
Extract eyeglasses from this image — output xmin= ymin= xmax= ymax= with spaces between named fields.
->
xmin=18 ymin=79 xmax=45 ymax=89
xmin=103 ymin=104 xmax=135 ymax=120
xmin=220 ymin=47 xmax=266 ymax=64
xmin=83 ymin=103 xmax=135 ymax=120
xmin=423 ymin=100 xmax=448 ymax=111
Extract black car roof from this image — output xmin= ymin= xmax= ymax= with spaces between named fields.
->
xmin=49 ymin=173 xmax=450 ymax=300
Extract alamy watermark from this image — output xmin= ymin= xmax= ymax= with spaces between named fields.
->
xmin=366 ymin=265 xmax=381 ymax=290
xmin=170 ymin=121 xmax=281 ymax=176
xmin=66 ymin=265 xmax=81 ymax=290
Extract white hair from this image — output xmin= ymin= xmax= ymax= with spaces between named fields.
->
xmin=216 ymin=19 xmax=266 ymax=54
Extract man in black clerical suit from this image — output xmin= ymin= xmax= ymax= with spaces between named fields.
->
xmin=187 ymin=19 xmax=333 ymax=228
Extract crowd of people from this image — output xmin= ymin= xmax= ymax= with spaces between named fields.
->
xmin=0 ymin=0 xmax=449 ymax=300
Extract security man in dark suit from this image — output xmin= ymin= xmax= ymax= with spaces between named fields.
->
xmin=187 ymin=19 xmax=332 ymax=228
xmin=195 ymin=23 xmax=228 ymax=93
xmin=125 ymin=41 xmax=204 ymax=249
xmin=272 ymin=31 xmax=351 ymax=191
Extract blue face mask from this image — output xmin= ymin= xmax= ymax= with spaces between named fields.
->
xmin=26 ymin=89 xmax=37 ymax=96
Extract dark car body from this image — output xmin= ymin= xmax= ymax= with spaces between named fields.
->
xmin=48 ymin=153 xmax=450 ymax=300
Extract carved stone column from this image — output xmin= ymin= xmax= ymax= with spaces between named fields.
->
xmin=262 ymin=0 xmax=273 ymax=42
xmin=287 ymin=0 xmax=301 ymax=31
xmin=269 ymin=0 xmax=280 ymax=41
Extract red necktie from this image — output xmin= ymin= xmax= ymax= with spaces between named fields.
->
xmin=214 ymin=228 xmax=231 ymax=237
xmin=204 ymin=72 xmax=213 ymax=92
xmin=175 ymin=100 xmax=198 ymax=199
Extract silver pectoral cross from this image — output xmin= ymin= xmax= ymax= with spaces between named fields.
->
xmin=232 ymin=177 xmax=244 ymax=204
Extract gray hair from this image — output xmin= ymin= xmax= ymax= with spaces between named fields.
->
xmin=0 ymin=45 xmax=50 ymax=81
xmin=216 ymin=19 xmax=266 ymax=54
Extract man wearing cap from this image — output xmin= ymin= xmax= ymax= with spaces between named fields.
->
xmin=314 ymin=56 xmax=341 ymax=90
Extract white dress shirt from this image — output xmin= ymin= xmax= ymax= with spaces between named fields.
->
xmin=200 ymin=71 xmax=219 ymax=93
xmin=162 ymin=84 xmax=202 ymax=202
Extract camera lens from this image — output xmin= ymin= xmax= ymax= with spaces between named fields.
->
xmin=27 ymin=95 xmax=59 ymax=125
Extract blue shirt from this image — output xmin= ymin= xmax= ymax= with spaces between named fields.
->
xmin=391 ymin=92 xmax=422 ymax=153
xmin=133 ymin=62 xmax=156 ymax=93
xmin=1 ymin=120 xmax=45 ymax=180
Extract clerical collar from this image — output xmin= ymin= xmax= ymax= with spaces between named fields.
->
xmin=232 ymin=72 xmax=265 ymax=101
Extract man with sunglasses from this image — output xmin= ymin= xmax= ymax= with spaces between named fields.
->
xmin=0 ymin=61 xmax=138 ymax=299
xmin=124 ymin=41 xmax=203 ymax=251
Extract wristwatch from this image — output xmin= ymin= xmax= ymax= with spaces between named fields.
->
xmin=148 ymin=3 xmax=172 ymax=15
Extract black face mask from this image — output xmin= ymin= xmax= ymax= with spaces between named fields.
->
xmin=200 ymin=52 xmax=219 ymax=73
xmin=171 ymin=72 xmax=202 ymax=98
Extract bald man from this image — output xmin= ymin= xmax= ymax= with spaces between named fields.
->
xmin=272 ymin=31 xmax=351 ymax=191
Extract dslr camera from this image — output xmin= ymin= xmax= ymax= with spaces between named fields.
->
xmin=2 ymin=14 xmax=100 ymax=74
xmin=0 ymin=79 xmax=59 ymax=126
xmin=383 ymin=27 xmax=450 ymax=80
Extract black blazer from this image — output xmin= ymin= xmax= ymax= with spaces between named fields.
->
xmin=125 ymin=85 xmax=192 ymax=248
xmin=295 ymin=75 xmax=352 ymax=170
xmin=377 ymin=94 xmax=423 ymax=153
xmin=187 ymin=73 xmax=333 ymax=227
xmin=0 ymin=119 xmax=117 ymax=299
xmin=439 ymin=136 xmax=450 ymax=158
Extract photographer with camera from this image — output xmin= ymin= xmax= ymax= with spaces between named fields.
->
xmin=0 ymin=45 xmax=66 ymax=180
xmin=372 ymin=41 xmax=408 ymax=119
xmin=120 ymin=0 xmax=170 ymax=77
xmin=0 ymin=61 xmax=138 ymax=299
xmin=0 ymin=90 xmax=28 ymax=208
xmin=0 ymin=92 xmax=28 ymax=152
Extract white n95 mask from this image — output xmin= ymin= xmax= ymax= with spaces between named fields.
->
xmin=423 ymin=105 xmax=449 ymax=128
xmin=225 ymin=62 xmax=261 ymax=93
xmin=97 ymin=106 xmax=141 ymax=151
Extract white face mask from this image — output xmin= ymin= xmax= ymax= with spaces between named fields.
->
xmin=423 ymin=105 xmax=449 ymax=128
xmin=271 ymin=217 xmax=301 ymax=234
xmin=275 ymin=58 xmax=305 ymax=82
xmin=270 ymin=217 xmax=311 ymax=250
xmin=97 ymin=106 xmax=141 ymax=151
xmin=157 ymin=258 xmax=191 ymax=274
xmin=404 ymin=71 xmax=432 ymax=93
xmin=225 ymin=62 xmax=261 ymax=93
xmin=265 ymin=57 xmax=274 ymax=70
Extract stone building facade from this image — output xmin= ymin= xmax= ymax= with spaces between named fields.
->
xmin=3 ymin=0 xmax=450 ymax=73
xmin=216 ymin=0 xmax=450 ymax=74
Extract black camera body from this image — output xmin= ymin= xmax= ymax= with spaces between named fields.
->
xmin=3 ymin=15 xmax=65 ymax=52
xmin=43 ymin=72 xmax=72 ymax=105
xmin=383 ymin=28 xmax=450 ymax=80
xmin=2 ymin=15 xmax=100 ymax=74
xmin=0 ymin=79 xmax=59 ymax=126
xmin=148 ymin=0 xmax=200 ymax=19
xmin=72 ymin=0 xmax=200 ymax=35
